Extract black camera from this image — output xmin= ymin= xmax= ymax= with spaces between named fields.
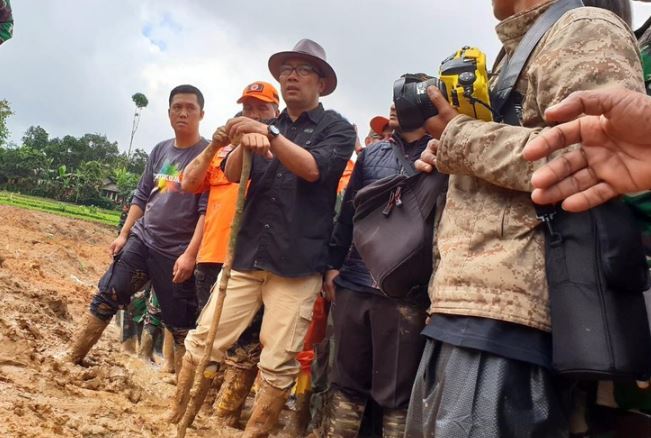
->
xmin=393 ymin=48 xmax=494 ymax=132
xmin=392 ymin=75 xmax=447 ymax=132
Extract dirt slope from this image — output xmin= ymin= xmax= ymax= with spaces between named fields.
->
xmin=0 ymin=206 xmax=246 ymax=438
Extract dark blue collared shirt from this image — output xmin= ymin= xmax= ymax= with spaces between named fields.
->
xmin=224 ymin=103 xmax=356 ymax=277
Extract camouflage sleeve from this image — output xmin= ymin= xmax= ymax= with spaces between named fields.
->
xmin=436 ymin=9 xmax=645 ymax=192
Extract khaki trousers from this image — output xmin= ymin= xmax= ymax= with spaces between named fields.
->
xmin=185 ymin=269 xmax=322 ymax=389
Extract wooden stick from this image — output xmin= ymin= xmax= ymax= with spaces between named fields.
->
xmin=177 ymin=148 xmax=252 ymax=438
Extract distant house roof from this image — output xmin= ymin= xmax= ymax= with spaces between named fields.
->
xmin=101 ymin=181 xmax=119 ymax=193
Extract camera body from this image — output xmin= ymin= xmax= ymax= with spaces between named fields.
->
xmin=393 ymin=47 xmax=493 ymax=131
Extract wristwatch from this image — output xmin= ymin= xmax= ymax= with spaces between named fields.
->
xmin=267 ymin=124 xmax=280 ymax=139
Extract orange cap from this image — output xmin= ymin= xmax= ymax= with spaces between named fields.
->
xmin=369 ymin=116 xmax=389 ymax=135
xmin=237 ymin=81 xmax=280 ymax=105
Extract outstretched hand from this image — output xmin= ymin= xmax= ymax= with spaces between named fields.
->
xmin=522 ymin=88 xmax=651 ymax=212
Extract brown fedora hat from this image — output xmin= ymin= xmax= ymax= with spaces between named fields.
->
xmin=268 ymin=39 xmax=337 ymax=96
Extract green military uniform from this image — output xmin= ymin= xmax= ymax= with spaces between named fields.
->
xmin=0 ymin=0 xmax=12 ymax=45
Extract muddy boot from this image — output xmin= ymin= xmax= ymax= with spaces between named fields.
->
xmin=382 ymin=408 xmax=407 ymax=438
xmin=201 ymin=369 xmax=225 ymax=414
xmin=161 ymin=328 xmax=175 ymax=373
xmin=167 ymin=354 xmax=197 ymax=424
xmin=174 ymin=343 xmax=186 ymax=378
xmin=67 ymin=313 xmax=110 ymax=365
xmin=139 ymin=329 xmax=155 ymax=362
xmin=286 ymin=389 xmax=312 ymax=437
xmin=122 ymin=336 xmax=137 ymax=354
xmin=177 ymin=363 xmax=220 ymax=432
xmin=242 ymin=379 xmax=290 ymax=438
xmin=322 ymin=389 xmax=366 ymax=438
xmin=215 ymin=366 xmax=259 ymax=428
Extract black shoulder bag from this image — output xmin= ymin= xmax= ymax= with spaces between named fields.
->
xmin=352 ymin=143 xmax=448 ymax=298
xmin=496 ymin=0 xmax=651 ymax=380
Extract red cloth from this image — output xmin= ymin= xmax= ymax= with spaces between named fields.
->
xmin=296 ymin=296 xmax=330 ymax=374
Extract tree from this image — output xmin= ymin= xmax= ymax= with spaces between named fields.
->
xmin=22 ymin=126 xmax=49 ymax=151
xmin=128 ymin=92 xmax=148 ymax=157
xmin=79 ymin=133 xmax=120 ymax=164
xmin=0 ymin=99 xmax=13 ymax=147
xmin=128 ymin=148 xmax=148 ymax=175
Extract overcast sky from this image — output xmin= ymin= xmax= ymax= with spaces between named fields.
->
xmin=3 ymin=1 xmax=651 ymax=153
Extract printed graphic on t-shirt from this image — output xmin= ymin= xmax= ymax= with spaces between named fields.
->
xmin=155 ymin=161 xmax=182 ymax=193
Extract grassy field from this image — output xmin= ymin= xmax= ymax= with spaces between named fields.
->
xmin=0 ymin=191 xmax=121 ymax=226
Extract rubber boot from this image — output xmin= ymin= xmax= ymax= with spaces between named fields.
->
xmin=166 ymin=354 xmax=197 ymax=424
xmin=67 ymin=313 xmax=110 ymax=365
xmin=174 ymin=342 xmax=186 ymax=379
xmin=201 ymin=369 xmax=225 ymax=414
xmin=161 ymin=328 xmax=175 ymax=373
xmin=122 ymin=336 xmax=137 ymax=354
xmin=382 ymin=408 xmax=407 ymax=438
xmin=286 ymin=389 xmax=312 ymax=437
xmin=242 ymin=379 xmax=290 ymax=438
xmin=139 ymin=329 xmax=155 ymax=362
xmin=177 ymin=365 xmax=215 ymax=430
xmin=214 ymin=366 xmax=259 ymax=428
xmin=322 ymin=389 xmax=366 ymax=438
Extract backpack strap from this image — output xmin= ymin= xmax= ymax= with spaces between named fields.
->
xmin=390 ymin=142 xmax=417 ymax=177
xmin=491 ymin=0 xmax=584 ymax=120
xmin=636 ymin=15 xmax=651 ymax=40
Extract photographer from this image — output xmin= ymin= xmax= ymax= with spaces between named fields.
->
xmin=322 ymin=80 xmax=431 ymax=437
xmin=407 ymin=1 xmax=644 ymax=436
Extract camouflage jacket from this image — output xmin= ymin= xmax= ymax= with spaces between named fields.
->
xmin=430 ymin=1 xmax=645 ymax=331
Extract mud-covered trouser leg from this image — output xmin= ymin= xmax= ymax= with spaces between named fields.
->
xmin=72 ymin=235 xmax=149 ymax=364
xmin=89 ymin=235 xmax=150 ymax=322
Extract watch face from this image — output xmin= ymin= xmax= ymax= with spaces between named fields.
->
xmin=269 ymin=125 xmax=280 ymax=136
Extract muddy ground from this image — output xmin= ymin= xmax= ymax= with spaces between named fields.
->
xmin=0 ymin=205 xmax=272 ymax=438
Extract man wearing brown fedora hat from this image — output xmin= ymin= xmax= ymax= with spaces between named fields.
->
xmin=181 ymin=39 xmax=356 ymax=437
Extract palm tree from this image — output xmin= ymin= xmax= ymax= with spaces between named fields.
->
xmin=128 ymin=93 xmax=148 ymax=158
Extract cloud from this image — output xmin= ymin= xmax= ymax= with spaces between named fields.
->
xmin=3 ymin=0 xmax=651 ymax=154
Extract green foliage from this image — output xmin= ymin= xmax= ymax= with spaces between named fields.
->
xmin=113 ymin=167 xmax=139 ymax=201
xmin=22 ymin=125 xmax=49 ymax=150
xmin=0 ymin=99 xmax=13 ymax=147
xmin=0 ymin=122 xmax=149 ymax=209
xmin=0 ymin=96 xmax=149 ymax=209
xmin=0 ymin=191 xmax=120 ymax=226
xmin=132 ymin=93 xmax=149 ymax=109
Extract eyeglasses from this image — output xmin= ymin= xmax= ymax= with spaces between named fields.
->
xmin=278 ymin=64 xmax=321 ymax=78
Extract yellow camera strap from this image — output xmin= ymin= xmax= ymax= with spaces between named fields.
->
xmin=491 ymin=0 xmax=584 ymax=119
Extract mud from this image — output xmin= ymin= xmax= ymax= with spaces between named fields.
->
xmin=0 ymin=206 xmax=259 ymax=438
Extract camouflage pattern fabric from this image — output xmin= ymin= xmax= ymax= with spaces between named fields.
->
xmin=224 ymin=309 xmax=263 ymax=369
xmin=382 ymin=408 xmax=408 ymax=438
xmin=142 ymin=287 xmax=162 ymax=328
xmin=319 ymin=389 xmax=365 ymax=438
xmin=430 ymin=3 xmax=645 ymax=332
xmin=0 ymin=0 xmax=12 ymax=45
